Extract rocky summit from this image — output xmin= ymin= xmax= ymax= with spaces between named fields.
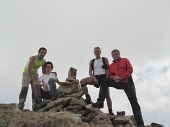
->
xmin=0 ymin=68 xmax=164 ymax=127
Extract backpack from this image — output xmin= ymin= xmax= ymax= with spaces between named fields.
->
xmin=91 ymin=57 xmax=107 ymax=74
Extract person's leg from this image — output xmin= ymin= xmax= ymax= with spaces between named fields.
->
xmin=48 ymin=78 xmax=58 ymax=101
xmin=33 ymin=84 xmax=43 ymax=103
xmin=123 ymin=83 xmax=144 ymax=126
xmin=80 ymin=77 xmax=94 ymax=104
xmin=105 ymin=88 xmax=114 ymax=115
xmin=92 ymin=78 xmax=121 ymax=108
xmin=92 ymin=78 xmax=111 ymax=108
xmin=31 ymin=74 xmax=39 ymax=111
xmin=18 ymin=73 xmax=31 ymax=110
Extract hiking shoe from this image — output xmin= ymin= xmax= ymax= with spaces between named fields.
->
xmin=36 ymin=102 xmax=46 ymax=110
xmin=51 ymin=96 xmax=57 ymax=101
xmin=84 ymin=96 xmax=92 ymax=104
xmin=92 ymin=101 xmax=104 ymax=108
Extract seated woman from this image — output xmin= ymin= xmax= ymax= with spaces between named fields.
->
xmin=33 ymin=61 xmax=73 ymax=110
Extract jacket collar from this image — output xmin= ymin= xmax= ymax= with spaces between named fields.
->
xmin=112 ymin=57 xmax=121 ymax=63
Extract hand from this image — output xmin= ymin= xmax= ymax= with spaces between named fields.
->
xmin=33 ymin=81 xmax=38 ymax=85
xmin=43 ymin=84 xmax=48 ymax=91
xmin=114 ymin=76 xmax=122 ymax=83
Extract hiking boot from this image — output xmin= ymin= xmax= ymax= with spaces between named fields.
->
xmin=36 ymin=102 xmax=46 ymax=110
xmin=109 ymin=109 xmax=114 ymax=115
xmin=51 ymin=96 xmax=57 ymax=101
xmin=84 ymin=96 xmax=92 ymax=104
xmin=92 ymin=101 xmax=104 ymax=108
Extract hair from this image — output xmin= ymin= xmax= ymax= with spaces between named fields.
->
xmin=94 ymin=47 xmax=101 ymax=50
xmin=44 ymin=61 xmax=53 ymax=69
xmin=38 ymin=47 xmax=47 ymax=53
xmin=111 ymin=49 xmax=120 ymax=54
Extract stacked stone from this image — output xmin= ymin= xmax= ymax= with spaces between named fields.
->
xmin=37 ymin=83 xmax=163 ymax=127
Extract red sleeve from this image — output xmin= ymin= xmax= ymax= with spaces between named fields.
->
xmin=120 ymin=58 xmax=133 ymax=80
xmin=109 ymin=71 xmax=116 ymax=79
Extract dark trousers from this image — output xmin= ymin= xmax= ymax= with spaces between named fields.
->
xmin=98 ymin=77 xmax=144 ymax=126
xmin=33 ymin=78 xmax=58 ymax=103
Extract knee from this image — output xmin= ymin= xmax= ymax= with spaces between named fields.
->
xmin=80 ymin=79 xmax=87 ymax=87
xmin=49 ymin=78 xmax=55 ymax=82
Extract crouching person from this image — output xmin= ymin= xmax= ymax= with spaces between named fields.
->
xmin=33 ymin=61 xmax=73 ymax=110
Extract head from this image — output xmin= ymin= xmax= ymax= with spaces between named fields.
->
xmin=111 ymin=49 xmax=120 ymax=61
xmin=94 ymin=47 xmax=101 ymax=57
xmin=38 ymin=47 xmax=47 ymax=59
xmin=44 ymin=61 xmax=53 ymax=73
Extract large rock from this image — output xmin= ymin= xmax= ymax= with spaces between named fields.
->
xmin=58 ymin=84 xmax=81 ymax=94
xmin=66 ymin=89 xmax=84 ymax=99
xmin=113 ymin=116 xmax=130 ymax=125
xmin=90 ymin=113 xmax=113 ymax=126
xmin=86 ymin=104 xmax=103 ymax=113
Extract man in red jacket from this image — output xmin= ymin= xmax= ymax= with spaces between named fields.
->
xmin=92 ymin=49 xmax=144 ymax=127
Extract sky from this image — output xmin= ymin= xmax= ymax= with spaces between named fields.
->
xmin=0 ymin=0 xmax=170 ymax=126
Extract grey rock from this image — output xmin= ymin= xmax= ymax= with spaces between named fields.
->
xmin=38 ymin=97 xmax=72 ymax=112
xmin=86 ymin=104 xmax=103 ymax=113
xmin=113 ymin=116 xmax=130 ymax=125
xmin=66 ymin=89 xmax=84 ymax=99
xmin=90 ymin=113 xmax=113 ymax=126
xmin=67 ymin=105 xmax=82 ymax=112
xmin=117 ymin=111 xmax=125 ymax=116
xmin=123 ymin=123 xmax=131 ymax=127
xmin=151 ymin=122 xmax=164 ymax=127
xmin=70 ymin=97 xmax=87 ymax=106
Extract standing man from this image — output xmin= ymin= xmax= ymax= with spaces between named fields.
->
xmin=80 ymin=47 xmax=113 ymax=115
xmin=92 ymin=49 xmax=144 ymax=127
xmin=18 ymin=47 xmax=47 ymax=111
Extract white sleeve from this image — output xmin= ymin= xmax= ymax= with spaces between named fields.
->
xmin=38 ymin=75 xmax=43 ymax=82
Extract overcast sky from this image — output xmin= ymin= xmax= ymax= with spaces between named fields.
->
xmin=0 ymin=1 xmax=170 ymax=126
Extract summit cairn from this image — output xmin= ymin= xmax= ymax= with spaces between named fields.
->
xmin=58 ymin=67 xmax=80 ymax=94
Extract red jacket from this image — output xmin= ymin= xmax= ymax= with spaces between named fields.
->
xmin=109 ymin=57 xmax=133 ymax=83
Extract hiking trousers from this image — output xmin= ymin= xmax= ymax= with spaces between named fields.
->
xmin=18 ymin=73 xmax=38 ymax=111
xmin=33 ymin=78 xmax=58 ymax=103
xmin=97 ymin=78 xmax=144 ymax=126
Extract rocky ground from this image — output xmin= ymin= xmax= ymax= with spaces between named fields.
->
xmin=0 ymin=83 xmax=164 ymax=127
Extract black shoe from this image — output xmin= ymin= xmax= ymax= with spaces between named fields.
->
xmin=84 ymin=96 xmax=92 ymax=104
xmin=92 ymin=101 xmax=104 ymax=108
xmin=51 ymin=96 xmax=57 ymax=101
xmin=36 ymin=102 xmax=46 ymax=110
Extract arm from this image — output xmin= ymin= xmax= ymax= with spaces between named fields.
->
xmin=56 ymin=79 xmax=73 ymax=86
xmin=120 ymin=58 xmax=133 ymax=80
xmin=42 ymin=60 xmax=46 ymax=74
xmin=27 ymin=56 xmax=36 ymax=83
xmin=109 ymin=64 xmax=122 ymax=83
xmin=88 ymin=60 xmax=98 ymax=84
xmin=105 ymin=58 xmax=110 ymax=78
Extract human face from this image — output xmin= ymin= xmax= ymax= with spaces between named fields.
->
xmin=112 ymin=51 xmax=120 ymax=61
xmin=45 ymin=64 xmax=52 ymax=73
xmin=94 ymin=48 xmax=101 ymax=57
xmin=38 ymin=50 xmax=47 ymax=59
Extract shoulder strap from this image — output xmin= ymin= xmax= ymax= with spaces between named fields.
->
xmin=102 ymin=57 xmax=107 ymax=70
xmin=91 ymin=59 xmax=95 ymax=70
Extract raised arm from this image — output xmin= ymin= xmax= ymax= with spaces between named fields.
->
xmin=56 ymin=79 xmax=73 ymax=86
